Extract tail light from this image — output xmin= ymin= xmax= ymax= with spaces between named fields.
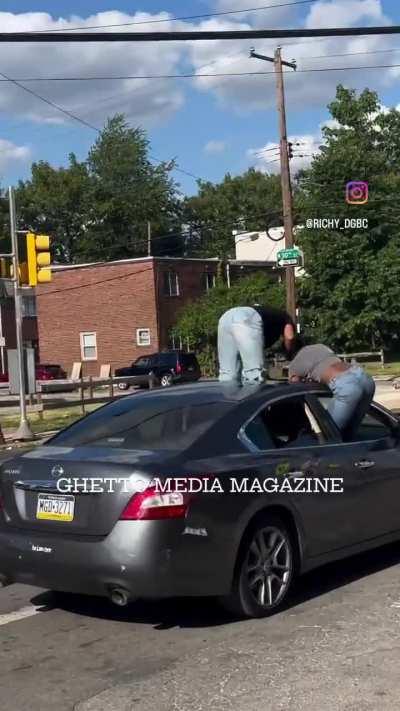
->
xmin=175 ymin=361 xmax=182 ymax=374
xmin=119 ymin=475 xmax=215 ymax=521
xmin=120 ymin=486 xmax=190 ymax=521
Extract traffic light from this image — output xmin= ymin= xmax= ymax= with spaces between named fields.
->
xmin=26 ymin=232 xmax=51 ymax=286
xmin=288 ymin=142 xmax=294 ymax=160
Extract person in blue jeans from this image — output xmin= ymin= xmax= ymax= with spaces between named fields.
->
xmin=218 ymin=305 xmax=296 ymax=384
xmin=288 ymin=344 xmax=375 ymax=438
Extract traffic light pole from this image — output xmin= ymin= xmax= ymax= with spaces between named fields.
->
xmin=9 ymin=187 xmax=34 ymax=441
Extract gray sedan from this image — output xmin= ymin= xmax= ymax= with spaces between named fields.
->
xmin=0 ymin=381 xmax=399 ymax=618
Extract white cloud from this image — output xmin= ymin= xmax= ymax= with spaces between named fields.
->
xmin=204 ymin=139 xmax=227 ymax=154
xmin=305 ymin=0 xmax=386 ymax=28
xmin=189 ymin=1 xmax=396 ymax=114
xmin=248 ymin=132 xmax=323 ymax=175
xmin=0 ymin=11 xmax=186 ymax=127
xmin=248 ymin=100 xmax=399 ymax=174
xmin=0 ymin=139 xmax=31 ymax=173
xmin=214 ymin=0 xmax=297 ymax=27
xmin=0 ymin=3 xmax=398 ymax=138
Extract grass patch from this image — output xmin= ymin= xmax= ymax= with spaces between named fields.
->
xmin=363 ymin=361 xmax=400 ymax=377
xmin=1 ymin=403 xmax=102 ymax=434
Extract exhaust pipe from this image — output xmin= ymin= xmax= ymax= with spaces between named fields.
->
xmin=110 ymin=587 xmax=130 ymax=607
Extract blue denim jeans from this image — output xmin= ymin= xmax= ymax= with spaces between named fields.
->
xmin=327 ymin=365 xmax=375 ymax=436
xmin=218 ymin=307 xmax=265 ymax=383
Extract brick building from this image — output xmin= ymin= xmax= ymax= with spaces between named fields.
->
xmin=35 ymin=256 xmax=280 ymax=377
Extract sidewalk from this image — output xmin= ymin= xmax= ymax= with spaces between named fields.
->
xmin=0 ymin=430 xmax=56 ymax=449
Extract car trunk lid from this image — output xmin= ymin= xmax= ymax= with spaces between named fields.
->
xmin=0 ymin=445 xmax=172 ymax=536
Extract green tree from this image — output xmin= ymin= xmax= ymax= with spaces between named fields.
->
xmin=183 ymin=169 xmax=282 ymax=258
xmin=172 ymin=272 xmax=284 ymax=374
xmin=83 ymin=115 xmax=182 ymax=261
xmin=15 ymin=114 xmax=182 ymax=263
xmin=296 ymin=85 xmax=400 ymax=351
xmin=16 ymin=155 xmax=90 ymax=263
xmin=0 ymin=184 xmax=9 ymax=254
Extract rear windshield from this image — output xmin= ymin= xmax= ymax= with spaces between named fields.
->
xmin=47 ymin=398 xmax=230 ymax=451
xmin=181 ymin=353 xmax=198 ymax=366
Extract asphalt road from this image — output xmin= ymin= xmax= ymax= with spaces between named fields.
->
xmin=2 ymin=398 xmax=400 ymax=710
xmin=1 ymin=543 xmax=400 ymax=710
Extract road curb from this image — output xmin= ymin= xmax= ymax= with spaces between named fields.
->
xmin=0 ymin=430 xmax=58 ymax=450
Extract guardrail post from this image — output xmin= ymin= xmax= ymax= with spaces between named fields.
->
xmin=108 ymin=376 xmax=114 ymax=399
xmin=88 ymin=375 xmax=94 ymax=400
xmin=36 ymin=388 xmax=44 ymax=422
xmin=80 ymin=377 xmax=85 ymax=415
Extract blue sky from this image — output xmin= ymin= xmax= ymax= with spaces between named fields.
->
xmin=0 ymin=1 xmax=400 ymax=195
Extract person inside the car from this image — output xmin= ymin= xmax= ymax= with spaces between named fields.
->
xmin=288 ymin=344 xmax=375 ymax=438
xmin=218 ymin=304 xmax=296 ymax=384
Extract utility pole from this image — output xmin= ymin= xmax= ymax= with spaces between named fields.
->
xmin=9 ymin=187 xmax=34 ymax=440
xmin=147 ymin=221 xmax=152 ymax=256
xmin=250 ymin=47 xmax=297 ymax=322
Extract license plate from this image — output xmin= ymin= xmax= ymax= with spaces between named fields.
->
xmin=36 ymin=494 xmax=75 ymax=522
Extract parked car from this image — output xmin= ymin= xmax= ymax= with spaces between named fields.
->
xmin=35 ymin=364 xmax=67 ymax=381
xmin=1 ymin=381 xmax=400 ymax=618
xmin=0 ymin=363 xmax=67 ymax=383
xmin=114 ymin=350 xmax=201 ymax=389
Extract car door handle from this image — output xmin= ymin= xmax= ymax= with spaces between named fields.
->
xmin=354 ymin=460 xmax=375 ymax=470
xmin=286 ymin=471 xmax=305 ymax=479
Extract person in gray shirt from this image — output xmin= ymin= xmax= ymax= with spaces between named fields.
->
xmin=288 ymin=344 xmax=375 ymax=438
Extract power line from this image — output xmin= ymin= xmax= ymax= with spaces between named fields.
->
xmin=0 ymin=68 xmax=99 ymax=131
xmin=0 ymin=68 xmax=202 ymax=182
xmin=5 ymin=61 xmax=400 ymax=82
xmin=2 ymin=26 xmax=400 ymax=43
xmin=297 ymin=46 xmax=400 ymax=60
xmin=32 ymin=2 xmax=318 ymax=33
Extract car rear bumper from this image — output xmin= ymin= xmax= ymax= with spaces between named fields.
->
xmin=0 ymin=520 xmax=232 ymax=599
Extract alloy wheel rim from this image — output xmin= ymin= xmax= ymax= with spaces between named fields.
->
xmin=246 ymin=526 xmax=292 ymax=608
xmin=161 ymin=375 xmax=172 ymax=386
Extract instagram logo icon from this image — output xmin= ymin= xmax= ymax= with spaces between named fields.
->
xmin=346 ymin=181 xmax=368 ymax=205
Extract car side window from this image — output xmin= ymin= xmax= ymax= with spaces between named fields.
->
xmin=158 ymin=353 xmax=173 ymax=367
xmin=135 ymin=357 xmax=149 ymax=367
xmin=242 ymin=396 xmax=326 ymax=451
xmin=318 ymin=397 xmax=394 ymax=442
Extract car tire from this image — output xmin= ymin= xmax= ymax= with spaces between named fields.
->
xmin=160 ymin=373 xmax=173 ymax=387
xmin=220 ymin=514 xmax=295 ymax=619
xmin=117 ymin=382 xmax=129 ymax=391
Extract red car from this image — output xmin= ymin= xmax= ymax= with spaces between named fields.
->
xmin=0 ymin=364 xmax=67 ymax=383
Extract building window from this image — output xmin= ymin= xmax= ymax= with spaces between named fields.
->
xmin=163 ymin=270 xmax=180 ymax=296
xmin=22 ymin=295 xmax=36 ymax=317
xmin=204 ymin=272 xmax=216 ymax=291
xmin=80 ymin=332 xmax=97 ymax=361
xmin=136 ymin=328 xmax=151 ymax=347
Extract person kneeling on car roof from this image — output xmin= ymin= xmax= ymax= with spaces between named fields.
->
xmin=288 ymin=343 xmax=375 ymax=439
xmin=217 ymin=304 xmax=296 ymax=384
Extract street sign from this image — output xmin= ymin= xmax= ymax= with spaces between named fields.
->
xmin=276 ymin=247 xmax=302 ymax=267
